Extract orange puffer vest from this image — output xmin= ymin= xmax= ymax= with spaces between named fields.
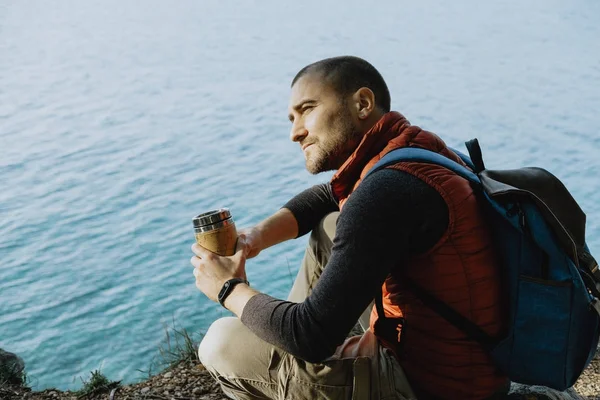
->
xmin=331 ymin=112 xmax=508 ymax=399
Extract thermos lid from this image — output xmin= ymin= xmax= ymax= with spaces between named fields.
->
xmin=193 ymin=208 xmax=232 ymax=228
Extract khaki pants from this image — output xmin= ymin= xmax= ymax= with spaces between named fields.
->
xmin=198 ymin=212 xmax=416 ymax=400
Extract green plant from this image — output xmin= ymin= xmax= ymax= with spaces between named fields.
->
xmin=137 ymin=321 xmax=204 ymax=381
xmin=75 ymin=369 xmax=120 ymax=399
xmin=156 ymin=320 xmax=203 ymax=370
xmin=286 ymin=257 xmax=294 ymax=285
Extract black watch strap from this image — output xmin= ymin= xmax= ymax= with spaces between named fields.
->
xmin=218 ymin=278 xmax=249 ymax=308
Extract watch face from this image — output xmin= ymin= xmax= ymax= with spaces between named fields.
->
xmin=218 ymin=278 xmax=248 ymax=306
xmin=218 ymin=281 xmax=230 ymax=301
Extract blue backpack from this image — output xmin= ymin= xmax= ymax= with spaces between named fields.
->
xmin=367 ymin=138 xmax=600 ymax=390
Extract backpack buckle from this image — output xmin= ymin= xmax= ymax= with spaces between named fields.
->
xmin=592 ymin=298 xmax=600 ymax=317
xmin=374 ymin=317 xmax=405 ymax=345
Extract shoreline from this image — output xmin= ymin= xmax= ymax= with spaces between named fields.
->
xmin=2 ymin=354 xmax=598 ymax=400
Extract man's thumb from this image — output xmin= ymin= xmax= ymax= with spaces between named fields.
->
xmin=235 ymin=234 xmax=250 ymax=258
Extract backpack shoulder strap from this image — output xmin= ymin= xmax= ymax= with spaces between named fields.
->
xmin=399 ymin=274 xmax=498 ymax=350
xmin=365 ymin=147 xmax=481 ymax=186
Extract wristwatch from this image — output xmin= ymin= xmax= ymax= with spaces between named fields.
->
xmin=218 ymin=278 xmax=249 ymax=307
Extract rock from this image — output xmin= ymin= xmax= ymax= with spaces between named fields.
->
xmin=140 ymin=387 xmax=150 ymax=394
xmin=163 ymin=371 xmax=173 ymax=378
xmin=507 ymin=383 xmax=583 ymax=399
xmin=192 ymin=386 xmax=209 ymax=395
xmin=0 ymin=348 xmax=25 ymax=382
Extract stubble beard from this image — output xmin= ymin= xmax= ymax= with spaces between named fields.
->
xmin=305 ymin=115 xmax=362 ymax=175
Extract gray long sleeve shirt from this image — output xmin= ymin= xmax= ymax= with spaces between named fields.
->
xmin=240 ymin=169 xmax=449 ymax=362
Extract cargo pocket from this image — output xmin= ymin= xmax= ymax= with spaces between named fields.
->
xmin=379 ymin=347 xmax=416 ymax=400
xmin=351 ymin=357 xmax=371 ymax=400
xmin=278 ymin=353 xmax=355 ymax=400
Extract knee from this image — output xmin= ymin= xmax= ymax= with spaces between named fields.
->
xmin=309 ymin=212 xmax=338 ymax=246
xmin=198 ymin=317 xmax=240 ymax=370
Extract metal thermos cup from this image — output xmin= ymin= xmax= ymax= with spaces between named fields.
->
xmin=193 ymin=208 xmax=238 ymax=256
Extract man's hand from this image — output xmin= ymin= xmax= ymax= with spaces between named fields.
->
xmin=191 ymin=236 xmax=249 ymax=303
xmin=237 ymin=227 xmax=263 ymax=259
xmin=234 ymin=209 xmax=299 ymax=261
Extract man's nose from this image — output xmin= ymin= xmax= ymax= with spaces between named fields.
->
xmin=290 ymin=122 xmax=308 ymax=143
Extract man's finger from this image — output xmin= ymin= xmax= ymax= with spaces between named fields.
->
xmin=191 ymin=243 xmax=211 ymax=258
xmin=190 ymin=256 xmax=201 ymax=268
xmin=234 ymin=236 xmax=249 ymax=259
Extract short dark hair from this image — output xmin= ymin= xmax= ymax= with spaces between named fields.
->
xmin=291 ymin=56 xmax=391 ymax=113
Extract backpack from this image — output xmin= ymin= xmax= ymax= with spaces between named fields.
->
xmin=366 ymin=138 xmax=600 ymax=390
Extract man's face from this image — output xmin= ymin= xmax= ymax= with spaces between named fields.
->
xmin=288 ymin=74 xmax=362 ymax=174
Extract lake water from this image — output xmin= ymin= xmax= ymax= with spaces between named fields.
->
xmin=1 ymin=0 xmax=599 ymax=391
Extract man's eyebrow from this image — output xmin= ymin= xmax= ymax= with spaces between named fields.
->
xmin=293 ymin=99 xmax=317 ymax=109
xmin=288 ymin=99 xmax=317 ymax=121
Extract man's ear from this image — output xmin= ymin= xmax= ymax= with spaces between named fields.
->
xmin=353 ymin=87 xmax=376 ymax=120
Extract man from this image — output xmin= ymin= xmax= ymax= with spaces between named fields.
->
xmin=191 ymin=56 xmax=509 ymax=399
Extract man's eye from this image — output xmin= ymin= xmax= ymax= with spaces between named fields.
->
xmin=301 ymin=106 xmax=314 ymax=114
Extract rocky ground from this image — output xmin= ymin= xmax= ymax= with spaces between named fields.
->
xmin=0 ymin=361 xmax=228 ymax=400
xmin=574 ymin=355 xmax=600 ymax=399
xmin=2 ymin=355 xmax=598 ymax=400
